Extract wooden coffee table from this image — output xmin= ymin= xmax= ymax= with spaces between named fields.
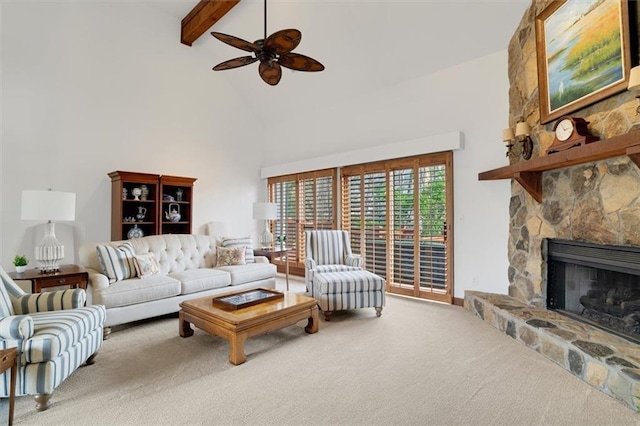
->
xmin=179 ymin=290 xmax=319 ymax=365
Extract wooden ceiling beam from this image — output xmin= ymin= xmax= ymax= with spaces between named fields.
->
xmin=181 ymin=0 xmax=241 ymax=46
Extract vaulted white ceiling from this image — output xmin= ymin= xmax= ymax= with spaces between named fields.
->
xmin=151 ymin=0 xmax=530 ymax=126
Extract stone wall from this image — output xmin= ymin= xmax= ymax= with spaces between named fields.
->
xmin=507 ymin=1 xmax=640 ymax=307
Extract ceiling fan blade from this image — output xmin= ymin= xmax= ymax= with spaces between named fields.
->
xmin=259 ymin=61 xmax=282 ymax=86
xmin=264 ymin=29 xmax=302 ymax=54
xmin=211 ymin=32 xmax=260 ymax=53
xmin=213 ymin=56 xmax=258 ymax=71
xmin=278 ymin=53 xmax=325 ymax=72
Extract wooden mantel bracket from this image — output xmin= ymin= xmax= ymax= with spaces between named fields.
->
xmin=626 ymin=144 xmax=640 ymax=169
xmin=478 ymin=131 xmax=640 ymax=203
xmin=514 ymin=171 xmax=542 ymax=203
xmin=181 ymin=0 xmax=241 ymax=46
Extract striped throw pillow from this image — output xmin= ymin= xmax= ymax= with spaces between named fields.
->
xmin=96 ymin=242 xmax=137 ymax=282
xmin=221 ymin=236 xmax=254 ymax=263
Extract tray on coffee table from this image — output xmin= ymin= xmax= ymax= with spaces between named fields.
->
xmin=211 ymin=288 xmax=284 ymax=310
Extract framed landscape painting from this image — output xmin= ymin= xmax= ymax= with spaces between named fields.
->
xmin=535 ymin=0 xmax=632 ymax=124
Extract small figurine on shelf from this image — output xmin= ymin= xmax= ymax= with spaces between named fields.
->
xmin=122 ymin=188 xmax=128 ymax=200
xmin=176 ymin=188 xmax=183 ymax=202
xmin=140 ymin=185 xmax=149 ymax=201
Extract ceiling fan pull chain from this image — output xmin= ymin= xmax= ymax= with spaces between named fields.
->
xmin=264 ymin=0 xmax=267 ymax=42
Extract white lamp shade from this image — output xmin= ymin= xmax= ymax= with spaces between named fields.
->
xmin=252 ymin=202 xmax=278 ymax=220
xmin=629 ymin=66 xmax=640 ymax=90
xmin=515 ymin=122 xmax=531 ymax=137
xmin=502 ymin=128 xmax=515 ymax=141
xmin=21 ymin=190 xmax=76 ymax=221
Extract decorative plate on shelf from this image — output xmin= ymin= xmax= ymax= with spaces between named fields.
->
xmin=127 ymin=224 xmax=144 ymax=239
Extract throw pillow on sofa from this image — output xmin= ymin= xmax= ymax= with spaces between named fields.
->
xmin=220 ymin=236 xmax=254 ymax=263
xmin=133 ymin=252 xmax=160 ymax=278
xmin=216 ymin=246 xmax=246 ymax=266
xmin=96 ymin=242 xmax=137 ymax=282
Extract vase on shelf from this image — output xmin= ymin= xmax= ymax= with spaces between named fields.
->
xmin=127 ymin=224 xmax=144 ymax=239
xmin=140 ymin=185 xmax=149 ymax=201
xmin=131 ymin=187 xmax=142 ymax=201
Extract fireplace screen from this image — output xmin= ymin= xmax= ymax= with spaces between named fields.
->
xmin=546 ymin=239 xmax=640 ymax=343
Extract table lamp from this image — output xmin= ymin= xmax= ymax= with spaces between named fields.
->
xmin=252 ymin=202 xmax=277 ymax=247
xmin=21 ymin=189 xmax=76 ymax=273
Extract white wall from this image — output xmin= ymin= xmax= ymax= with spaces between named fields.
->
xmin=1 ymin=2 xmax=266 ymax=268
xmin=263 ymin=50 xmax=512 ymax=299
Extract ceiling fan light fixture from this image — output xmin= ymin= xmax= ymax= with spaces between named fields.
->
xmin=211 ymin=1 xmax=324 ymax=86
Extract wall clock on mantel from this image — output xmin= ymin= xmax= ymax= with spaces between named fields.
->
xmin=547 ymin=116 xmax=599 ymax=154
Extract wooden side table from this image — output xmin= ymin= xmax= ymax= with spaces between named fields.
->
xmin=9 ymin=265 xmax=88 ymax=293
xmin=254 ymin=247 xmax=290 ymax=291
xmin=0 ymin=347 xmax=17 ymax=426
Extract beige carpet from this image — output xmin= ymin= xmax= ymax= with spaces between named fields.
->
xmin=10 ymin=290 xmax=640 ymax=425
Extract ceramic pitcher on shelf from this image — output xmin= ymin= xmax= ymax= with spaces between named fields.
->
xmin=136 ymin=206 xmax=147 ymax=221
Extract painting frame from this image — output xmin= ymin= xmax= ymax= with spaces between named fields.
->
xmin=535 ymin=0 xmax=632 ymax=124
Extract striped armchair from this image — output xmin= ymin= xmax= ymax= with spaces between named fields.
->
xmin=0 ymin=266 xmax=105 ymax=411
xmin=304 ymin=230 xmax=363 ymax=295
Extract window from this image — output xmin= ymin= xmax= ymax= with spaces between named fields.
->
xmin=268 ymin=169 xmax=337 ymax=272
xmin=341 ymin=152 xmax=453 ymax=303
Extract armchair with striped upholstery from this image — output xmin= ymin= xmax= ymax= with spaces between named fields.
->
xmin=304 ymin=230 xmax=363 ymax=295
xmin=305 ymin=230 xmax=386 ymax=320
xmin=0 ymin=266 xmax=105 ymax=411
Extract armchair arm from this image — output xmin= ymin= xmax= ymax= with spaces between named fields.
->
xmin=254 ymin=256 xmax=269 ymax=264
xmin=346 ymin=254 xmax=363 ymax=268
xmin=305 ymin=258 xmax=317 ymax=270
xmin=0 ymin=315 xmax=34 ymax=340
xmin=13 ymin=289 xmax=86 ymax=315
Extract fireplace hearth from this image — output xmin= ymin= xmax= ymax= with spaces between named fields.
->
xmin=546 ymin=239 xmax=640 ymax=344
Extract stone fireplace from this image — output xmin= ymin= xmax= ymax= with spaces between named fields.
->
xmin=465 ymin=0 xmax=640 ymax=412
xmin=546 ymin=239 xmax=640 ymax=343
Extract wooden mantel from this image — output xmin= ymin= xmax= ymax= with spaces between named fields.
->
xmin=478 ymin=131 xmax=640 ymax=202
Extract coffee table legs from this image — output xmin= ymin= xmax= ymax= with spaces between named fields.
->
xmin=179 ymin=311 xmax=194 ymax=337
xmin=305 ymin=305 xmax=319 ymax=333
xmin=229 ymin=333 xmax=248 ymax=365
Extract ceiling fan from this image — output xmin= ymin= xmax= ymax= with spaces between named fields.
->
xmin=211 ymin=0 xmax=324 ymax=86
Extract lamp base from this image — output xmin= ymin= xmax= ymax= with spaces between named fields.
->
xmin=35 ymin=222 xmax=64 ymax=273
xmin=260 ymin=229 xmax=274 ymax=247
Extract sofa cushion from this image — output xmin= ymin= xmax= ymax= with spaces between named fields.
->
xmin=24 ymin=305 xmax=106 ymax=363
xmin=216 ymin=246 xmax=246 ymax=266
xmin=93 ymin=274 xmax=181 ymax=308
xmin=221 ymin=236 xmax=254 ymax=263
xmin=96 ymin=242 xmax=137 ymax=282
xmin=133 ymin=253 xmax=160 ymax=278
xmin=215 ymin=262 xmax=277 ymax=286
xmin=168 ymin=269 xmax=231 ymax=295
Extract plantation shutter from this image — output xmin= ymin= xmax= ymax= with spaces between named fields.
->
xmin=341 ymin=152 xmax=453 ymax=303
xmin=268 ymin=169 xmax=336 ymax=272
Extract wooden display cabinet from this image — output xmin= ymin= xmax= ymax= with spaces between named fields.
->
xmin=159 ymin=175 xmax=197 ymax=235
xmin=109 ymin=171 xmax=160 ymax=240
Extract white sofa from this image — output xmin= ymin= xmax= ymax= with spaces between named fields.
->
xmin=78 ymin=234 xmax=276 ymax=334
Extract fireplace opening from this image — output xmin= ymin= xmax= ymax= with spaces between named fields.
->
xmin=545 ymin=239 xmax=640 ymax=344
